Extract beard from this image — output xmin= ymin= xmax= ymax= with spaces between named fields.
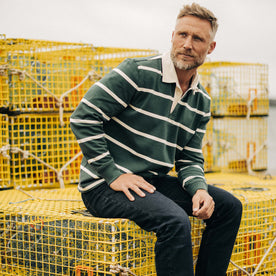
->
xmin=170 ymin=50 xmax=205 ymax=71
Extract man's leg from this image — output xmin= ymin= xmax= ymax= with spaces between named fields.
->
xmin=194 ymin=185 xmax=242 ymax=276
xmin=153 ymin=175 xmax=243 ymax=276
xmin=81 ymin=182 xmax=195 ymax=276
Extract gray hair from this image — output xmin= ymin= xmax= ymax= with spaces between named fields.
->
xmin=177 ymin=3 xmax=218 ymax=40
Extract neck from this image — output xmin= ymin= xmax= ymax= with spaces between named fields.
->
xmin=175 ymin=67 xmax=196 ymax=93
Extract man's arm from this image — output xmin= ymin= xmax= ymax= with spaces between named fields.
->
xmin=175 ymin=113 xmax=214 ymax=218
xmin=70 ymin=59 xmax=155 ymax=199
xmin=176 ymin=114 xmax=210 ymax=195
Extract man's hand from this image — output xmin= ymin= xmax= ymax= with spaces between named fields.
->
xmin=192 ymin=189 xmax=215 ymax=220
xmin=110 ymin=174 xmax=156 ymax=201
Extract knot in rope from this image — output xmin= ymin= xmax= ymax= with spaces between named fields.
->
xmin=110 ymin=264 xmax=137 ymax=276
xmin=10 ymin=146 xmax=29 ymax=159
xmin=55 ymin=100 xmax=62 ymax=108
xmin=0 ymin=64 xmax=9 ymax=76
xmin=10 ymin=68 xmax=26 ymax=81
xmin=0 ymin=144 xmax=11 ymax=159
xmin=88 ymin=70 xmax=102 ymax=82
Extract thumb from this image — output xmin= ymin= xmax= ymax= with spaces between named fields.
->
xmin=193 ymin=199 xmax=200 ymax=212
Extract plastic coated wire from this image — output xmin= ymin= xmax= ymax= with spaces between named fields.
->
xmin=230 ymin=235 xmax=276 ymax=276
xmin=6 ymin=146 xmax=82 ymax=189
xmin=1 ymin=178 xmax=276 ymax=276
xmin=8 ymin=66 xmax=101 ymax=126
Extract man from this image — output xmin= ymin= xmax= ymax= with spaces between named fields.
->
xmin=70 ymin=3 xmax=242 ymax=275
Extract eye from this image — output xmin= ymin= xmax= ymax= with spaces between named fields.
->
xmin=193 ymin=36 xmax=204 ymax=42
xmin=180 ymin=32 xmax=187 ymax=37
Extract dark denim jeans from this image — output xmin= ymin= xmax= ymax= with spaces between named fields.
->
xmin=82 ymin=175 xmax=242 ymax=276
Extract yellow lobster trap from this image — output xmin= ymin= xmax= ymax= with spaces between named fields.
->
xmin=1 ymin=173 xmax=276 ymax=276
xmin=0 ymin=35 xmax=158 ymax=118
xmin=8 ymin=113 xmax=82 ymax=189
xmin=211 ymin=117 xmax=268 ymax=173
xmin=206 ymin=173 xmax=276 ymax=276
xmin=0 ymin=188 xmax=204 ymax=276
xmin=0 ymin=188 xmax=157 ymax=276
xmin=198 ymin=61 xmax=269 ymax=117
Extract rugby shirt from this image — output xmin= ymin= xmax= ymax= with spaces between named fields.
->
xmin=70 ymin=51 xmax=211 ymax=196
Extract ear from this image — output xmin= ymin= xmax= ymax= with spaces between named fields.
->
xmin=171 ymin=31 xmax=175 ymax=42
xmin=207 ymin=41 xmax=216 ymax=55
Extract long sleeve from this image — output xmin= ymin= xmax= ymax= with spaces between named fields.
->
xmin=175 ymin=106 xmax=211 ymax=196
xmin=70 ymin=59 xmax=138 ymax=185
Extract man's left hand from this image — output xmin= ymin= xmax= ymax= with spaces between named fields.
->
xmin=192 ymin=189 xmax=215 ymax=220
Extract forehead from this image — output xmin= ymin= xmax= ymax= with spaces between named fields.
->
xmin=175 ymin=15 xmax=212 ymax=38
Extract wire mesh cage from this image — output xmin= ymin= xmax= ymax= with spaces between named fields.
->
xmin=198 ymin=61 xmax=269 ymax=117
xmin=9 ymin=113 xmax=82 ymax=189
xmin=0 ymin=36 xmax=158 ymax=114
xmin=0 ymin=213 xmax=157 ymax=276
xmin=206 ymin=173 xmax=276 ymax=276
xmin=0 ymin=187 xmax=203 ymax=276
xmin=212 ymin=117 xmax=268 ymax=173
xmin=1 ymin=175 xmax=276 ymax=276
xmin=0 ymin=114 xmax=11 ymax=188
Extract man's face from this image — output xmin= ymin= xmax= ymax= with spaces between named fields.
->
xmin=171 ymin=15 xmax=216 ymax=71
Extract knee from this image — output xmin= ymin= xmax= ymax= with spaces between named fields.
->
xmin=157 ymin=212 xmax=191 ymax=239
xmin=221 ymin=194 xmax=243 ymax=225
xmin=229 ymin=195 xmax=243 ymax=217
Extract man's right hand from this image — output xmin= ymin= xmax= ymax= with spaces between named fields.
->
xmin=110 ymin=174 xmax=156 ymax=201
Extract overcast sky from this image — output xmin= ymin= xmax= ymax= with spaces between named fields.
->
xmin=1 ymin=0 xmax=276 ymax=98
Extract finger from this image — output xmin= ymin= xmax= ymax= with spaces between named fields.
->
xmin=193 ymin=200 xmax=208 ymax=217
xmin=131 ymin=185 xmax=146 ymax=197
xmin=135 ymin=177 xmax=156 ymax=190
xmin=198 ymin=203 xmax=215 ymax=219
xmin=136 ymin=181 xmax=156 ymax=193
xmin=192 ymin=199 xmax=200 ymax=214
xmin=123 ymin=188 xmax=135 ymax=202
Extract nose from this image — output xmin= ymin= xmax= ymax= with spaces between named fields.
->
xmin=183 ymin=36 xmax=192 ymax=49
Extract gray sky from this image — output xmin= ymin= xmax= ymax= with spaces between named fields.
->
xmin=1 ymin=0 xmax=276 ymax=98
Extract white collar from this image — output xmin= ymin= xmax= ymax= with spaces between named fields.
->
xmin=161 ymin=51 xmax=200 ymax=91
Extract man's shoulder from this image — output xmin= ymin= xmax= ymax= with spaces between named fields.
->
xmin=123 ymin=54 xmax=163 ymax=71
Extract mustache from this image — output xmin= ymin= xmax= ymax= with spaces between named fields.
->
xmin=176 ymin=51 xmax=195 ymax=57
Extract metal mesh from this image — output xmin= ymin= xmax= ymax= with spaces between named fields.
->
xmin=8 ymin=113 xmax=80 ymax=189
xmin=0 ymin=187 xmax=203 ymax=276
xmin=0 ymin=37 xmax=158 ymax=113
xmin=212 ymin=117 xmax=268 ymax=172
xmin=203 ymin=117 xmax=267 ymax=173
xmin=206 ymin=173 xmax=276 ymax=276
xmin=1 ymin=174 xmax=276 ymax=276
xmin=0 ymin=36 xmax=158 ymax=189
xmin=198 ymin=61 xmax=269 ymax=117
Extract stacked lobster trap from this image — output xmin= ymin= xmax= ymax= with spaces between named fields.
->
xmin=0 ymin=188 xmax=157 ymax=276
xmin=0 ymin=35 xmax=158 ymax=189
xmin=206 ymin=173 xmax=276 ymax=276
xmin=1 ymin=174 xmax=276 ymax=276
xmin=199 ymin=61 xmax=269 ymax=173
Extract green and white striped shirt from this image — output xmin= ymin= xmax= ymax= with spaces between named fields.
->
xmin=70 ymin=52 xmax=211 ymax=196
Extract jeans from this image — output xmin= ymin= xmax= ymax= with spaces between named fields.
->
xmin=82 ymin=175 xmax=242 ymax=276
